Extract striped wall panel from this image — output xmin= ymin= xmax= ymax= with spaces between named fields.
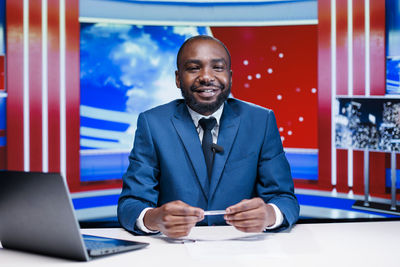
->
xmin=5 ymin=0 xmax=81 ymax=190
xmin=317 ymin=0 xmax=390 ymax=198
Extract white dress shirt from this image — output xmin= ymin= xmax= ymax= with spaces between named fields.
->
xmin=186 ymin=104 xmax=224 ymax=144
xmin=136 ymin=104 xmax=283 ymax=232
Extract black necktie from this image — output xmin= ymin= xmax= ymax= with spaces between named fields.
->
xmin=199 ymin=117 xmax=217 ymax=181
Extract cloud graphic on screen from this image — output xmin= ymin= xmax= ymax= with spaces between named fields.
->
xmin=173 ymin=26 xmax=204 ymax=37
xmin=80 ymin=23 xmax=210 ymax=152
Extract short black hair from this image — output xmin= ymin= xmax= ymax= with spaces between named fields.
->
xmin=176 ymin=35 xmax=231 ymax=70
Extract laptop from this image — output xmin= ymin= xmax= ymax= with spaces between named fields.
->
xmin=0 ymin=171 xmax=149 ymax=261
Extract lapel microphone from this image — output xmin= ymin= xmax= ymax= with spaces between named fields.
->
xmin=211 ymin=144 xmax=224 ymax=154
xmin=210 ymin=144 xmax=224 ymax=178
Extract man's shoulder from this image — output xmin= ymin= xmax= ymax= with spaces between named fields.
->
xmin=226 ymin=98 xmax=272 ymax=115
xmin=142 ymin=99 xmax=184 ymax=117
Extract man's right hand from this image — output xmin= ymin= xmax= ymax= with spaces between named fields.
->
xmin=143 ymin=200 xmax=204 ymax=238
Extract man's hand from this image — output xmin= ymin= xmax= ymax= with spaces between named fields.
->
xmin=143 ymin=200 xmax=204 ymax=238
xmin=224 ymin=198 xmax=276 ymax=233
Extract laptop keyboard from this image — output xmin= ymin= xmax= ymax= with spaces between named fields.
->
xmin=82 ymin=234 xmax=148 ymax=257
xmin=84 ymin=239 xmax=119 ymax=250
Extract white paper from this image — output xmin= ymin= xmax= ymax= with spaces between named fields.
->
xmin=204 ymin=210 xmax=227 ymax=216
xmin=181 ymin=226 xmax=267 ymax=242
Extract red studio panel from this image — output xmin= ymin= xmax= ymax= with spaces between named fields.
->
xmin=212 ymin=26 xmax=318 ymax=149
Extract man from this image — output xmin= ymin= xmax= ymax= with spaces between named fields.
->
xmin=118 ymin=35 xmax=299 ymax=238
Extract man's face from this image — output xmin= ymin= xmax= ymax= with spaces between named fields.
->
xmin=175 ymin=39 xmax=232 ymax=116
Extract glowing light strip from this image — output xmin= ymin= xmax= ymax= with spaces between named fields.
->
xmin=347 ymin=0 xmax=353 ymax=96
xmin=365 ymin=0 xmax=370 ymax=96
xmin=80 ymin=149 xmax=131 ymax=155
xmin=79 ymin=17 xmax=318 ymax=26
xmin=23 ymin=0 xmax=30 ymax=171
xmin=80 ymin=127 xmax=132 ymax=141
xmin=331 ymin=0 xmax=337 ymax=186
xmin=126 ymin=0 xmax=302 ymax=3
xmin=347 ymin=0 xmax=353 ymax=188
xmin=80 ymin=105 xmax=137 ymax=124
xmin=71 ymin=188 xmax=122 ymax=199
xmin=42 ymin=0 xmax=49 ymax=172
xmin=80 ymin=139 xmax=127 ymax=149
xmin=348 ymin=149 xmax=353 ymax=187
xmin=60 ymin=0 xmax=66 ymax=179
xmin=284 ymin=148 xmax=318 ymax=154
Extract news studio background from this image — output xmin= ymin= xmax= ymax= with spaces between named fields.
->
xmin=1 ymin=0 xmax=400 ymax=224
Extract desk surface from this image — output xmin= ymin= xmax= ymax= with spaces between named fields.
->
xmin=1 ymin=221 xmax=399 ymax=267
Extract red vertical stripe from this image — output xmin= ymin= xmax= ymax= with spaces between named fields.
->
xmin=351 ymin=0 xmax=366 ymax=194
xmin=336 ymin=149 xmax=349 ymax=192
xmin=335 ymin=0 xmax=348 ymax=96
xmin=352 ymin=150 xmax=364 ymax=195
xmin=29 ymin=0 xmax=43 ymax=172
xmin=65 ymin=0 xmax=80 ymax=191
xmin=368 ymin=0 xmax=386 ymax=197
xmin=47 ymin=0 xmax=60 ymax=173
xmin=352 ymin=0 xmax=365 ymax=96
xmin=369 ymin=0 xmax=385 ymax=96
xmin=317 ymin=0 xmax=332 ymax=189
xmin=334 ymin=0 xmax=349 ymax=193
xmin=6 ymin=0 xmax=24 ymax=171
xmin=369 ymin=152 xmax=386 ymax=197
xmin=0 ymin=147 xmax=5 ymax=169
xmin=0 ymin=56 xmax=4 ymax=90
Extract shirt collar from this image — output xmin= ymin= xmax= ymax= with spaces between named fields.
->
xmin=187 ymin=103 xmax=224 ymax=129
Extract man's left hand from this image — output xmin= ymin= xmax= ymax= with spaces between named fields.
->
xmin=224 ymin=197 xmax=276 ymax=232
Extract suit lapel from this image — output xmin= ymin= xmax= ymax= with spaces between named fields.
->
xmin=209 ymin=102 xmax=240 ymax=200
xmin=171 ymin=103 xmax=209 ymax=200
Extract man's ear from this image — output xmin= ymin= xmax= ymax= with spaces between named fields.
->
xmin=175 ymin=70 xmax=180 ymax=88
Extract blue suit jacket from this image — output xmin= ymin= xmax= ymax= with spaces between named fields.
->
xmin=118 ymin=98 xmax=299 ymax=234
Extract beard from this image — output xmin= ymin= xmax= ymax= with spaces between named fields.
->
xmin=180 ymin=80 xmax=231 ymax=115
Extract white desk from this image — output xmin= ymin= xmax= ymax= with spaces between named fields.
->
xmin=1 ymin=221 xmax=399 ymax=267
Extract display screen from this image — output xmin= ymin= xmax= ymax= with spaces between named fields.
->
xmin=335 ymin=97 xmax=400 ymax=152
xmin=80 ymin=23 xmax=318 ymax=183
